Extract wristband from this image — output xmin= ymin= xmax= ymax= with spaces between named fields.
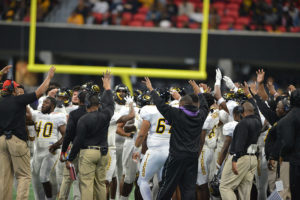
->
xmin=247 ymin=93 xmax=252 ymax=98
xmin=217 ymin=97 xmax=225 ymax=105
xmin=215 ymin=79 xmax=221 ymax=86
xmin=199 ymin=87 xmax=204 ymax=93
xmin=233 ymin=87 xmax=238 ymax=93
xmin=133 ymin=146 xmax=141 ymax=154
xmin=0 ymin=71 xmax=3 ymax=76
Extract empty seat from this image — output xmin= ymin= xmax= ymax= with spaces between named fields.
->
xmin=144 ymin=21 xmax=155 ymax=27
xmin=129 ymin=20 xmax=143 ymax=27
xmin=235 ymin=17 xmax=250 ymax=25
xmin=218 ymin=23 xmax=229 ymax=30
xmin=221 ymin=17 xmax=235 ymax=24
xmin=133 ymin=13 xmax=146 ymax=22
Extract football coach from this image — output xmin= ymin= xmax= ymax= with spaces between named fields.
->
xmin=143 ymin=77 xmax=209 ymax=200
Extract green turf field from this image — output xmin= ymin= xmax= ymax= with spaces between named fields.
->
xmin=13 ymin=183 xmax=135 ymax=200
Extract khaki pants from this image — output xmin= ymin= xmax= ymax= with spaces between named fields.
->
xmin=58 ymin=156 xmax=81 ymax=200
xmin=0 ymin=135 xmax=31 ymax=200
xmin=78 ymin=149 xmax=108 ymax=200
xmin=268 ymin=161 xmax=291 ymax=199
xmin=220 ymin=155 xmax=257 ymax=200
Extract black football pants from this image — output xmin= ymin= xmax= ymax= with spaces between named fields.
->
xmin=156 ymin=154 xmax=198 ymax=200
xmin=290 ymin=164 xmax=300 ymax=200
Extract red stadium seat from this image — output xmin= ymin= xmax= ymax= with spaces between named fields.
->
xmin=229 ymin=0 xmax=242 ymax=4
xmin=235 ymin=17 xmax=250 ymax=25
xmin=218 ymin=23 xmax=229 ymax=30
xmin=290 ymin=27 xmax=300 ymax=33
xmin=226 ymin=3 xmax=240 ymax=11
xmin=138 ymin=6 xmax=149 ymax=14
xmin=226 ymin=10 xmax=239 ymax=19
xmin=212 ymin=2 xmax=225 ymax=11
xmin=234 ymin=24 xmax=244 ymax=30
xmin=122 ymin=12 xmax=132 ymax=21
xmin=264 ymin=25 xmax=273 ymax=32
xmin=133 ymin=13 xmax=146 ymax=22
xmin=189 ymin=23 xmax=199 ymax=29
xmin=221 ymin=17 xmax=235 ymax=24
xmin=250 ymin=24 xmax=257 ymax=30
xmin=217 ymin=9 xmax=224 ymax=17
xmin=129 ymin=21 xmax=143 ymax=27
xmin=93 ymin=13 xmax=103 ymax=24
xmin=278 ymin=26 xmax=286 ymax=32
xmin=177 ymin=15 xmax=189 ymax=23
xmin=194 ymin=2 xmax=203 ymax=10
xmin=144 ymin=21 xmax=155 ymax=27
xmin=176 ymin=22 xmax=184 ymax=28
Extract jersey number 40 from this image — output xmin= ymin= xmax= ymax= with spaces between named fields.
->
xmin=34 ymin=121 xmax=54 ymax=138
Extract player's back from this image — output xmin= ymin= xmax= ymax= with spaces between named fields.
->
xmin=140 ymin=105 xmax=171 ymax=149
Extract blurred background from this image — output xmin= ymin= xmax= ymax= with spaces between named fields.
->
xmin=0 ymin=0 xmax=300 ymax=94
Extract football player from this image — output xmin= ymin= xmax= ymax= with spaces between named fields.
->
xmin=132 ymin=91 xmax=172 ymax=200
xmin=196 ymin=93 xmax=217 ymax=200
xmin=113 ymin=84 xmax=131 ymax=195
xmin=30 ymin=97 xmax=67 ymax=200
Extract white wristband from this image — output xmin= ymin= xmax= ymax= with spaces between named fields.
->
xmin=133 ymin=146 xmax=141 ymax=154
xmin=200 ymin=87 xmax=204 ymax=93
xmin=215 ymin=79 xmax=221 ymax=86
xmin=217 ymin=97 xmax=225 ymax=105
xmin=233 ymin=87 xmax=238 ymax=93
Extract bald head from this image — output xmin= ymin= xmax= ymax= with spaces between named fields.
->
xmin=242 ymin=101 xmax=254 ymax=116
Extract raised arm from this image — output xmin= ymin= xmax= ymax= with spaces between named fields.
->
xmin=117 ymin=97 xmax=135 ymax=123
xmin=35 ymin=66 xmax=56 ymax=99
xmin=143 ymin=77 xmax=178 ymax=124
xmin=256 ymin=69 xmax=268 ymax=101
xmin=0 ymin=65 xmax=12 ymax=81
xmin=100 ymin=70 xmax=115 ymax=121
xmin=214 ymin=68 xmax=229 ymax=113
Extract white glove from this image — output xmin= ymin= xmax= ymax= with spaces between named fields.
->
xmin=223 ymin=76 xmax=238 ymax=92
xmin=125 ymin=96 xmax=134 ymax=105
xmin=215 ymin=68 xmax=222 ymax=86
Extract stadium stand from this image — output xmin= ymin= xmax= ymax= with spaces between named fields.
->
xmin=66 ymin=0 xmax=300 ymax=31
xmin=0 ymin=0 xmax=299 ymax=32
xmin=0 ymin=0 xmax=60 ymax=22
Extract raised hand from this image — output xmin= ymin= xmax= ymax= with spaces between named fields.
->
xmin=266 ymin=81 xmax=276 ymax=96
xmin=47 ymin=66 xmax=56 ymax=80
xmin=215 ymin=68 xmax=222 ymax=86
xmin=223 ymin=76 xmax=236 ymax=91
xmin=242 ymin=81 xmax=251 ymax=97
xmin=143 ymin=77 xmax=154 ymax=91
xmin=189 ymin=80 xmax=201 ymax=94
xmin=125 ymin=96 xmax=134 ymax=105
xmin=256 ymin=69 xmax=265 ymax=84
xmin=199 ymin=83 xmax=211 ymax=93
xmin=170 ymin=90 xmax=181 ymax=100
xmin=249 ymin=82 xmax=258 ymax=96
xmin=102 ymin=70 xmax=111 ymax=90
xmin=288 ymin=84 xmax=296 ymax=92
xmin=0 ymin=65 xmax=12 ymax=75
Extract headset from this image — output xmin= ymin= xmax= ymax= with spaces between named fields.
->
xmin=85 ymin=92 xmax=92 ymax=108
xmin=281 ymin=97 xmax=290 ymax=112
xmin=84 ymin=92 xmax=100 ymax=108
xmin=6 ymin=80 xmax=15 ymax=93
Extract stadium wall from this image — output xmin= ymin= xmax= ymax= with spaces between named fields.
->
xmin=0 ymin=22 xmax=300 ymax=67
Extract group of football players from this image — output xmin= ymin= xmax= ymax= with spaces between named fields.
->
xmin=1 ymin=66 xmax=299 ymax=200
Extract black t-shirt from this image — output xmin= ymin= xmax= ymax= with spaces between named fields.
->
xmin=0 ymin=92 xmax=37 ymax=141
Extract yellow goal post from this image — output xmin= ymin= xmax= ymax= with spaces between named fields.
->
xmin=28 ymin=0 xmax=210 ymax=93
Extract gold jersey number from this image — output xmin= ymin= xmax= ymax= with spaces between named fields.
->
xmin=156 ymin=118 xmax=171 ymax=134
xmin=35 ymin=122 xmax=54 ymax=138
